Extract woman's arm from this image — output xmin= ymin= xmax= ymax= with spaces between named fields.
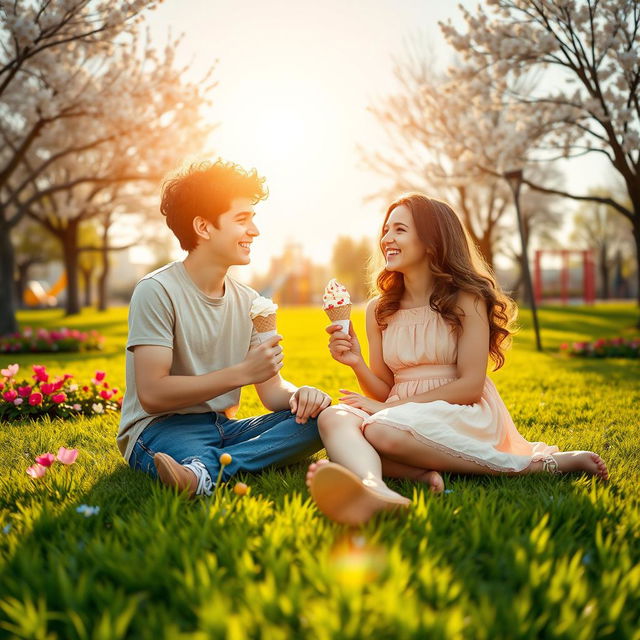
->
xmin=328 ymin=298 xmax=393 ymax=402
xmin=353 ymin=299 xmax=394 ymax=400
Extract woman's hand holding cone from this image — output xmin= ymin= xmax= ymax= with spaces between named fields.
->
xmin=326 ymin=323 xmax=363 ymax=368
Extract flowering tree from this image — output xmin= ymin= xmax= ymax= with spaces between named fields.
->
xmin=0 ymin=3 xmax=214 ymax=323
xmin=0 ymin=0 xmax=165 ymax=333
xmin=365 ymin=47 xmax=561 ymax=273
xmin=441 ymin=0 xmax=640 ymax=306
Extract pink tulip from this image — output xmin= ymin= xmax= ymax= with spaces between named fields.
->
xmin=40 ymin=383 xmax=55 ymax=395
xmin=1 ymin=363 xmax=19 ymax=378
xmin=56 ymin=447 xmax=79 ymax=465
xmin=28 ymin=392 xmax=43 ymax=406
xmin=26 ymin=464 xmax=47 ymax=479
xmin=100 ymin=389 xmax=113 ymax=400
xmin=2 ymin=390 xmax=17 ymax=402
xmin=94 ymin=371 xmax=106 ymax=382
xmin=32 ymin=364 xmax=48 ymax=383
xmin=35 ymin=453 xmax=55 ymax=467
xmin=17 ymin=385 xmax=32 ymax=397
xmin=13 ymin=398 xmax=23 ymax=406
xmin=51 ymin=393 xmax=67 ymax=404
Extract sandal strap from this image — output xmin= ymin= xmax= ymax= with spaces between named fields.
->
xmin=541 ymin=455 xmax=561 ymax=474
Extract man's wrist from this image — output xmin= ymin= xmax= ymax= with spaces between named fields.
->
xmin=227 ymin=361 xmax=249 ymax=388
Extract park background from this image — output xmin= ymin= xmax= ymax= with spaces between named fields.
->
xmin=1 ymin=1 xmax=639 ymax=639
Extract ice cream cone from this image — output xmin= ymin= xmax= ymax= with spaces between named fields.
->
xmin=325 ymin=304 xmax=351 ymax=332
xmin=252 ymin=314 xmax=277 ymax=334
xmin=250 ymin=296 xmax=279 ymax=343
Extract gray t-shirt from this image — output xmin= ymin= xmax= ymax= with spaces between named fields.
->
xmin=117 ymin=261 xmax=259 ymax=462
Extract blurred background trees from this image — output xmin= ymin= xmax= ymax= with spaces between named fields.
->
xmin=1 ymin=0 xmax=637 ymax=321
xmin=0 ymin=0 xmax=215 ymax=332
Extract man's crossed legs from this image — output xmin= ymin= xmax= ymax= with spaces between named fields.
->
xmin=129 ymin=410 xmax=322 ymax=497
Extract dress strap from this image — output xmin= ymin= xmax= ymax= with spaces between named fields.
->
xmin=394 ymin=364 xmax=457 ymax=382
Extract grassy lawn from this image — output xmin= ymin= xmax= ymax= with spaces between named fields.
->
xmin=0 ymin=303 xmax=638 ymax=639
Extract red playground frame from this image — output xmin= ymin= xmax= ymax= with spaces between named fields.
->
xmin=533 ymin=249 xmax=596 ymax=305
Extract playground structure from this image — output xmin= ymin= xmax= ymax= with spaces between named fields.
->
xmin=23 ymin=273 xmax=67 ymax=307
xmin=533 ymin=249 xmax=596 ymax=305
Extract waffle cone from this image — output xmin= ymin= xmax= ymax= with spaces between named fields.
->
xmin=325 ymin=304 xmax=351 ymax=321
xmin=252 ymin=314 xmax=277 ymax=333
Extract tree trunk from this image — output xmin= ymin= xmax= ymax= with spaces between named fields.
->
xmin=97 ymin=211 xmax=112 ymax=312
xmin=0 ymin=220 xmax=18 ymax=334
xmin=15 ymin=262 xmax=33 ymax=308
xmin=60 ymin=221 xmax=81 ymax=316
xmin=633 ymin=218 xmax=640 ymax=320
xmin=599 ymin=244 xmax=610 ymax=300
xmin=97 ymin=248 xmax=109 ymax=311
xmin=80 ymin=267 xmax=93 ymax=307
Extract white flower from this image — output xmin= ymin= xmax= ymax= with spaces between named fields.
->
xmin=91 ymin=403 xmax=104 ymax=414
xmin=76 ymin=504 xmax=100 ymax=517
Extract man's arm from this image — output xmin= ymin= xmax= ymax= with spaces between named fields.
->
xmin=134 ymin=335 xmax=284 ymax=414
xmin=255 ymin=375 xmax=332 ymax=424
xmin=254 ymin=374 xmax=298 ymax=412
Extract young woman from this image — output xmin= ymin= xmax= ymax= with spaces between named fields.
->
xmin=307 ymin=193 xmax=608 ymax=525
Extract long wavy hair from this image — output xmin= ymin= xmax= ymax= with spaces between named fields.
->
xmin=374 ymin=193 xmax=517 ymax=370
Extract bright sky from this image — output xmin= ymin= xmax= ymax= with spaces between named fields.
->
xmin=141 ymin=0 xmax=606 ymax=278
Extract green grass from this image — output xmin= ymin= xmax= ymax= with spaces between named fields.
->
xmin=0 ymin=303 xmax=639 ymax=639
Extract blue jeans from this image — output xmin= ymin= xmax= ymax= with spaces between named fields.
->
xmin=128 ymin=410 xmax=322 ymax=484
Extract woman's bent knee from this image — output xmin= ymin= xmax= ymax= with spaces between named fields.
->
xmin=318 ymin=405 xmax=364 ymax=434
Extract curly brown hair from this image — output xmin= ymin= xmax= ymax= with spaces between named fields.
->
xmin=374 ymin=193 xmax=517 ymax=370
xmin=161 ymin=159 xmax=268 ymax=251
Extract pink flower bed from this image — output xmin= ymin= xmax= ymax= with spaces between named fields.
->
xmin=559 ymin=336 xmax=640 ymax=358
xmin=0 ymin=364 xmax=121 ymax=420
xmin=0 ymin=327 xmax=104 ymax=354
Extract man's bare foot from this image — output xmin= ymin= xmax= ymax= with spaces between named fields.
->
xmin=547 ymin=451 xmax=609 ymax=480
xmin=417 ymin=470 xmax=445 ymax=494
xmin=153 ymin=452 xmax=198 ymax=498
xmin=307 ymin=461 xmax=410 ymax=526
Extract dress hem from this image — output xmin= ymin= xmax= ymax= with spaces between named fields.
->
xmin=365 ymin=414 xmax=546 ymax=473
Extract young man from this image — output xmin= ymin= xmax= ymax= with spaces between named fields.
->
xmin=117 ymin=160 xmax=331 ymax=497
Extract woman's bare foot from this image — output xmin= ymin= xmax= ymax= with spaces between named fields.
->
xmin=307 ymin=460 xmax=411 ymax=526
xmin=306 ymin=459 xmax=331 ymax=488
xmin=417 ymin=470 xmax=445 ymax=494
xmin=548 ymin=451 xmax=609 ymax=480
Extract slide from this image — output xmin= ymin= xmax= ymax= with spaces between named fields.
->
xmin=23 ymin=272 xmax=66 ymax=307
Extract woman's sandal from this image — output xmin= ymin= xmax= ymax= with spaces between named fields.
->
xmin=541 ymin=455 xmax=561 ymax=474
xmin=309 ymin=462 xmax=410 ymax=526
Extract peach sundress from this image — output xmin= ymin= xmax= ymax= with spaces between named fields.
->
xmin=341 ymin=305 xmax=558 ymax=472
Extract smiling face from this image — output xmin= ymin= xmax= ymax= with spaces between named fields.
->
xmin=195 ymin=197 xmax=259 ymax=267
xmin=380 ymin=204 xmax=429 ymax=274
